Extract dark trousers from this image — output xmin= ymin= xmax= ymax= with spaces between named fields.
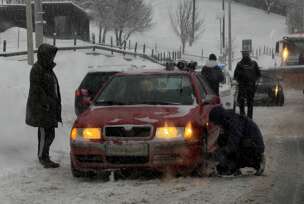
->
xmin=217 ymin=147 xmax=262 ymax=173
xmin=238 ymin=87 xmax=255 ymax=119
xmin=38 ymin=127 xmax=55 ymax=161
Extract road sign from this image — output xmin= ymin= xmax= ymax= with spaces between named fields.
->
xmin=242 ymin=39 xmax=252 ymax=52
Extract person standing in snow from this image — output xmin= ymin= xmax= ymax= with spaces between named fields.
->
xmin=26 ymin=44 xmax=61 ymax=168
xmin=234 ymin=50 xmax=261 ymax=119
xmin=209 ymin=106 xmax=265 ymax=176
xmin=201 ymin=54 xmax=225 ymax=96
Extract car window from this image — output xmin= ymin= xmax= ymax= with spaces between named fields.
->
xmin=79 ymin=72 xmax=117 ymax=96
xmin=95 ymin=74 xmax=195 ymax=105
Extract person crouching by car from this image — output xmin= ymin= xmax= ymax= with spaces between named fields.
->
xmin=201 ymin=54 xmax=225 ymax=96
xmin=26 ymin=44 xmax=62 ymax=168
xmin=209 ymin=106 xmax=265 ymax=176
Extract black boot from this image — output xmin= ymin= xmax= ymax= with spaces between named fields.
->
xmin=39 ymin=158 xmax=60 ymax=168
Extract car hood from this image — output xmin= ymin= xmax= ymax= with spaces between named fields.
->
xmin=74 ymin=105 xmax=202 ymax=127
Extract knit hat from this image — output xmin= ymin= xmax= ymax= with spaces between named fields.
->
xmin=209 ymin=53 xmax=217 ymax=61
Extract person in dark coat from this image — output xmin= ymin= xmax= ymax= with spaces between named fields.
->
xmin=201 ymin=54 xmax=225 ymax=95
xmin=234 ymin=51 xmax=261 ymax=119
xmin=209 ymin=106 xmax=265 ymax=176
xmin=26 ymin=43 xmax=61 ymax=168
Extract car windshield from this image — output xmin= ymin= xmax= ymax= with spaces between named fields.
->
xmin=95 ymin=74 xmax=195 ymax=105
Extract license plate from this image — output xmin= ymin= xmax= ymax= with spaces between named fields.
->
xmin=106 ymin=144 xmax=149 ymax=156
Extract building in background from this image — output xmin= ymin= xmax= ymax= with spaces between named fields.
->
xmin=0 ymin=1 xmax=90 ymax=41
xmin=286 ymin=0 xmax=304 ymax=33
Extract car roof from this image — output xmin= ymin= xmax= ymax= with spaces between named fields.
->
xmin=114 ymin=68 xmax=195 ymax=76
xmin=86 ymin=64 xmax=164 ymax=73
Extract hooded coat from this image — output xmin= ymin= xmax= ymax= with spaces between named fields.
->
xmin=234 ymin=56 xmax=261 ymax=91
xmin=26 ymin=44 xmax=62 ymax=128
xmin=209 ymin=106 xmax=265 ymax=156
xmin=201 ymin=60 xmax=225 ymax=95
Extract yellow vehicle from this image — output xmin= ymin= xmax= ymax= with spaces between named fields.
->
xmin=276 ymin=34 xmax=304 ymax=66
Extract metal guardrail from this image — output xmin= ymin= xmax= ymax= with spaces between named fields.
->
xmin=0 ymin=44 xmax=165 ymax=65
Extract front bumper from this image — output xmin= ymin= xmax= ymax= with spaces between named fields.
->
xmin=70 ymin=139 xmax=202 ymax=172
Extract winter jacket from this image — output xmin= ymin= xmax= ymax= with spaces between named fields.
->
xmin=201 ymin=60 xmax=225 ymax=95
xmin=234 ymin=57 xmax=261 ymax=91
xmin=26 ymin=44 xmax=62 ymax=128
xmin=209 ymin=106 xmax=265 ymax=156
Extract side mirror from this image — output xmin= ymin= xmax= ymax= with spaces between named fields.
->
xmin=81 ymin=96 xmax=92 ymax=106
xmin=80 ymin=88 xmax=90 ymax=97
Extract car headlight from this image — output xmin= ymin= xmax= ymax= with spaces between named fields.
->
xmin=70 ymin=128 xmax=102 ymax=141
xmin=155 ymin=122 xmax=196 ymax=141
xmin=155 ymin=126 xmax=183 ymax=139
xmin=273 ymin=85 xmax=280 ymax=97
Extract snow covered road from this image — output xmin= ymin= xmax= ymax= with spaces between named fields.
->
xmin=1 ymin=89 xmax=303 ymax=203
xmin=0 ymin=51 xmax=303 ymax=203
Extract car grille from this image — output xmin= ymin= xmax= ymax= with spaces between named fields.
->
xmin=104 ymin=126 xmax=152 ymax=138
xmin=106 ymin=156 xmax=149 ymax=164
xmin=76 ymin=155 xmax=104 ymax=163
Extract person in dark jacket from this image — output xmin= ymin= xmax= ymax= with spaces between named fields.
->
xmin=26 ymin=43 xmax=61 ymax=168
xmin=234 ymin=51 xmax=261 ymax=119
xmin=201 ymin=54 xmax=225 ymax=95
xmin=209 ymin=106 xmax=265 ymax=176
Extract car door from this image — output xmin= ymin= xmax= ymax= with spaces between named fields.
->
xmin=195 ymin=75 xmax=220 ymax=153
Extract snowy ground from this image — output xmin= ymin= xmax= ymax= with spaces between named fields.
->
xmin=0 ymin=50 xmax=303 ymax=204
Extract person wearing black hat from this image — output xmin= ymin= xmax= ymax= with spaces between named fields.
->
xmin=209 ymin=106 xmax=265 ymax=176
xmin=201 ymin=54 xmax=225 ymax=96
xmin=234 ymin=50 xmax=261 ymax=119
xmin=26 ymin=43 xmax=62 ymax=168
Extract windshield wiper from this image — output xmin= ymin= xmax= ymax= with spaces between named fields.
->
xmin=95 ymin=100 xmax=126 ymax=106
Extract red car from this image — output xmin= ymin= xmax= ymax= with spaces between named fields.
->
xmin=70 ymin=68 xmax=221 ymax=177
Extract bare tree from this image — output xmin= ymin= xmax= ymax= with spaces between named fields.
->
xmin=112 ymin=0 xmax=153 ymax=46
xmin=264 ymin=0 xmax=276 ymax=14
xmin=76 ymin=0 xmax=114 ymax=44
xmin=169 ymin=0 xmax=204 ymax=54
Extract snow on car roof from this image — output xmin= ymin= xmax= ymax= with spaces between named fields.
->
xmin=87 ymin=64 xmax=164 ymax=73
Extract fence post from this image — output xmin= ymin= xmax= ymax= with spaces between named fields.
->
xmin=168 ymin=52 xmax=171 ymax=60
xmin=74 ymin=32 xmax=77 ymax=51
xmin=134 ymin=42 xmax=138 ymax=54
xmin=3 ymin=40 xmax=6 ymax=52
xmin=123 ymin=41 xmax=127 ymax=56
xmin=128 ymin=40 xmax=131 ymax=50
xmin=53 ymin=33 xmax=56 ymax=46
xmin=92 ymin=34 xmax=96 ymax=51
xmin=151 ymin=49 xmax=154 ymax=58
xmin=143 ymin=44 xmax=146 ymax=55
xmin=111 ymin=36 xmax=113 ymax=55
xmin=160 ymin=53 xmax=163 ymax=62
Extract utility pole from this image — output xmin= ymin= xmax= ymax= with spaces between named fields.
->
xmin=26 ymin=0 xmax=34 ymax=65
xmin=191 ymin=0 xmax=195 ymax=46
xmin=222 ymin=0 xmax=225 ymax=51
xmin=228 ymin=0 xmax=232 ymax=71
xmin=35 ymin=0 xmax=44 ymax=48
